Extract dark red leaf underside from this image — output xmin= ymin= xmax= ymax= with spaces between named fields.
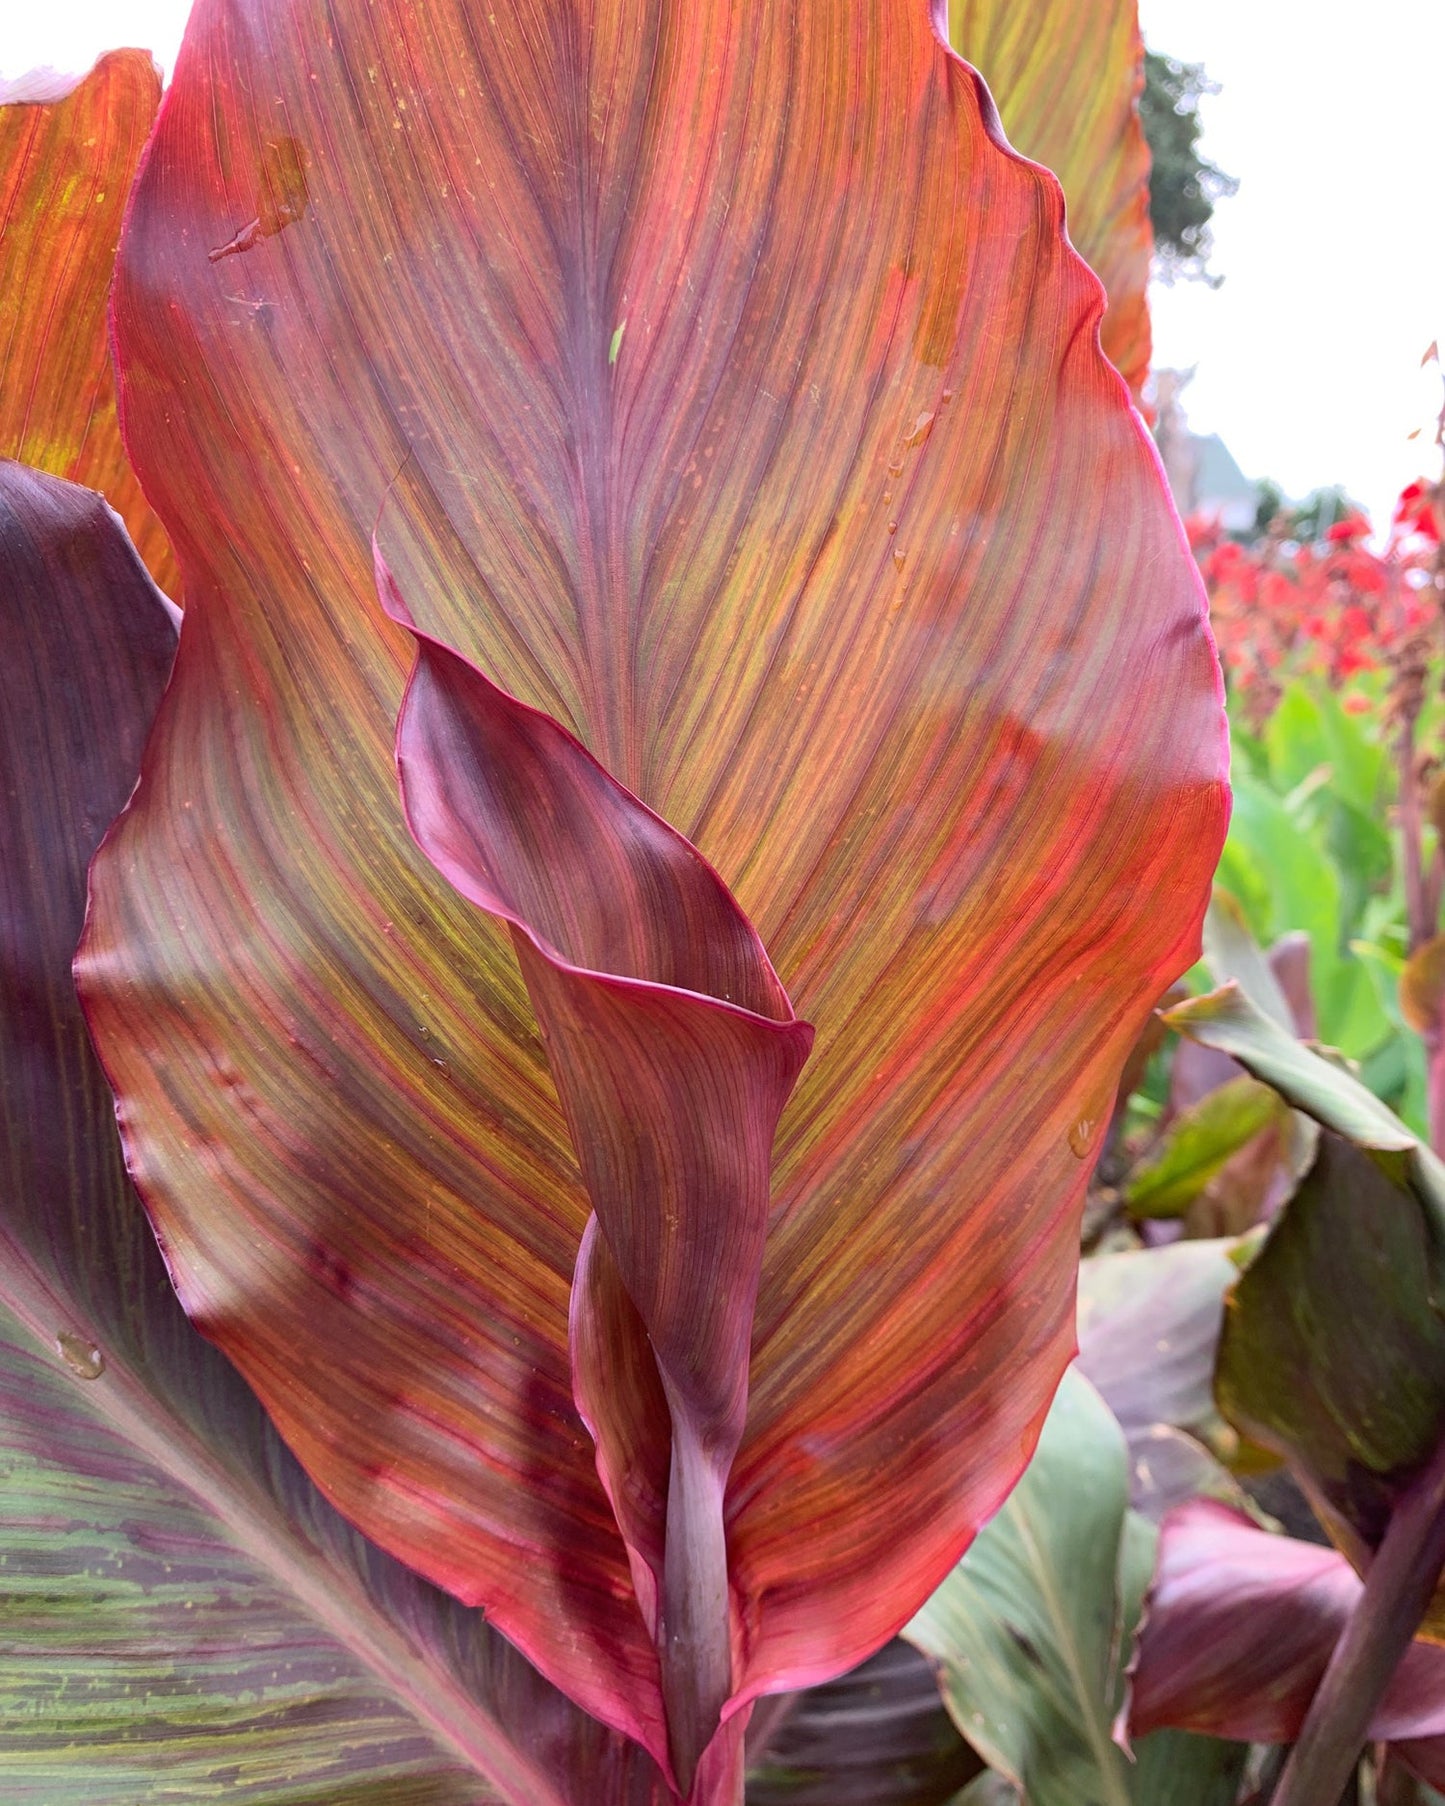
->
xmin=1126 ymin=1500 xmax=1445 ymax=1785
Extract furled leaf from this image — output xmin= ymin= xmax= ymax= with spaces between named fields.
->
xmin=0 ymin=57 xmax=174 ymax=591
xmin=1126 ymin=1500 xmax=1445 ymax=1787
xmin=903 ymin=1369 xmax=1244 ymax=1806
xmin=743 ymin=1641 xmax=981 ymax=1806
xmin=80 ymin=0 xmax=1228 ymax=1759
xmin=949 ymin=0 xmax=1153 ymax=398
xmin=0 ymin=461 xmax=669 ymax=1805
xmin=382 ymin=554 xmax=813 ymax=1788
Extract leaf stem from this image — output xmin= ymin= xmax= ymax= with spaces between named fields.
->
xmin=1271 ymin=1431 xmax=1445 ymax=1806
xmin=1377 ymin=1744 xmax=1425 ymax=1806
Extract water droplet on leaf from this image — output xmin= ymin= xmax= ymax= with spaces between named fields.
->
xmin=1068 ymin=1117 xmax=1095 ymax=1158
xmin=903 ymin=410 xmax=935 ymax=448
xmin=56 ymin=1331 xmax=104 ymax=1380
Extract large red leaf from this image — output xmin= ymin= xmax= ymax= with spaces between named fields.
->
xmin=79 ymin=0 xmax=1228 ymax=1771
xmin=949 ymin=0 xmax=1154 ymax=399
xmin=0 ymin=461 xmax=674 ymax=1802
xmin=0 ymin=57 xmax=175 ymax=592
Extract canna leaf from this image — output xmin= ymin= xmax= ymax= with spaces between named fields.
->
xmin=1163 ymin=982 xmax=1435 ymax=1172
xmin=0 ymin=461 xmax=672 ymax=1805
xmin=1125 ymin=1499 xmax=1445 ymax=1788
xmin=0 ymin=57 xmax=175 ymax=592
xmin=1078 ymin=1241 xmax=1240 ymax=1438
xmin=1166 ymin=982 xmax=1445 ymax=1632
xmin=903 ymin=1369 xmax=1245 ymax=1806
xmin=1076 ymin=1239 xmax=1248 ymax=1520
xmin=743 ymin=1640 xmax=981 ymax=1805
xmin=1215 ymin=1132 xmax=1445 ymax=1568
xmin=1124 ymin=1075 xmax=1284 ymax=1218
xmin=953 ymin=1778 xmax=1021 ymax=1806
xmin=381 ymin=550 xmax=813 ymax=1788
xmin=79 ymin=0 xmax=1228 ymax=1771
xmin=1155 ymin=900 xmax=1319 ymax=1233
xmin=1202 ymin=892 xmax=1308 ymax=1036
xmin=950 ymin=0 xmax=1153 ymax=399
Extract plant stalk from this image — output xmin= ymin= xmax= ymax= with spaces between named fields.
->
xmin=1399 ymin=707 xmax=1431 ymax=955
xmin=1376 ymin=1744 xmax=1424 ymax=1806
xmin=681 ymin=1708 xmax=747 ymax=1806
xmin=1271 ymin=1433 xmax=1445 ymax=1806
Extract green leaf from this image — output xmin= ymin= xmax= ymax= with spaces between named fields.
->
xmin=950 ymin=1777 xmax=1019 ymax=1805
xmin=1227 ymin=773 xmax=1341 ymax=962
xmin=1315 ymin=687 xmax=1387 ymax=819
xmin=1326 ymin=798 xmax=1394 ymax=941
xmin=1223 ymin=773 xmax=1390 ymax=1057
xmin=1263 ymin=683 xmax=1387 ymax=851
xmin=1215 ymin=1130 xmax=1445 ymax=1561
xmin=1264 ymin=684 xmax=1332 ymax=798
xmin=1161 ymin=983 xmax=1445 ymax=1211
xmin=1166 ymin=981 xmax=1445 ymax=1622
xmin=1202 ymin=891 xmax=1299 ymax=1029
xmin=1124 ymin=1075 xmax=1283 ymax=1218
xmin=1126 ymin=1735 xmax=1249 ymax=1806
xmin=903 ymin=1371 xmax=1243 ymax=1806
xmin=1211 ymin=836 xmax=1274 ymax=948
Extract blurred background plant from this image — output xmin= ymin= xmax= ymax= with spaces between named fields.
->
xmin=1170 ymin=352 xmax=1445 ymax=1145
xmin=1139 ymin=47 xmax=1238 ymax=287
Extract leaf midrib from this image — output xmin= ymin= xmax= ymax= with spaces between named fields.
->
xmin=1012 ymin=1496 xmax=1134 ymax=1806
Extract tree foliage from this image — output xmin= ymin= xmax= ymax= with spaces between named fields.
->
xmin=1140 ymin=49 xmax=1238 ymax=284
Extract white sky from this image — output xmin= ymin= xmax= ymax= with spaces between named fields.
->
xmin=1138 ymin=0 xmax=1444 ymax=525
xmin=6 ymin=0 xmax=1443 ymax=529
